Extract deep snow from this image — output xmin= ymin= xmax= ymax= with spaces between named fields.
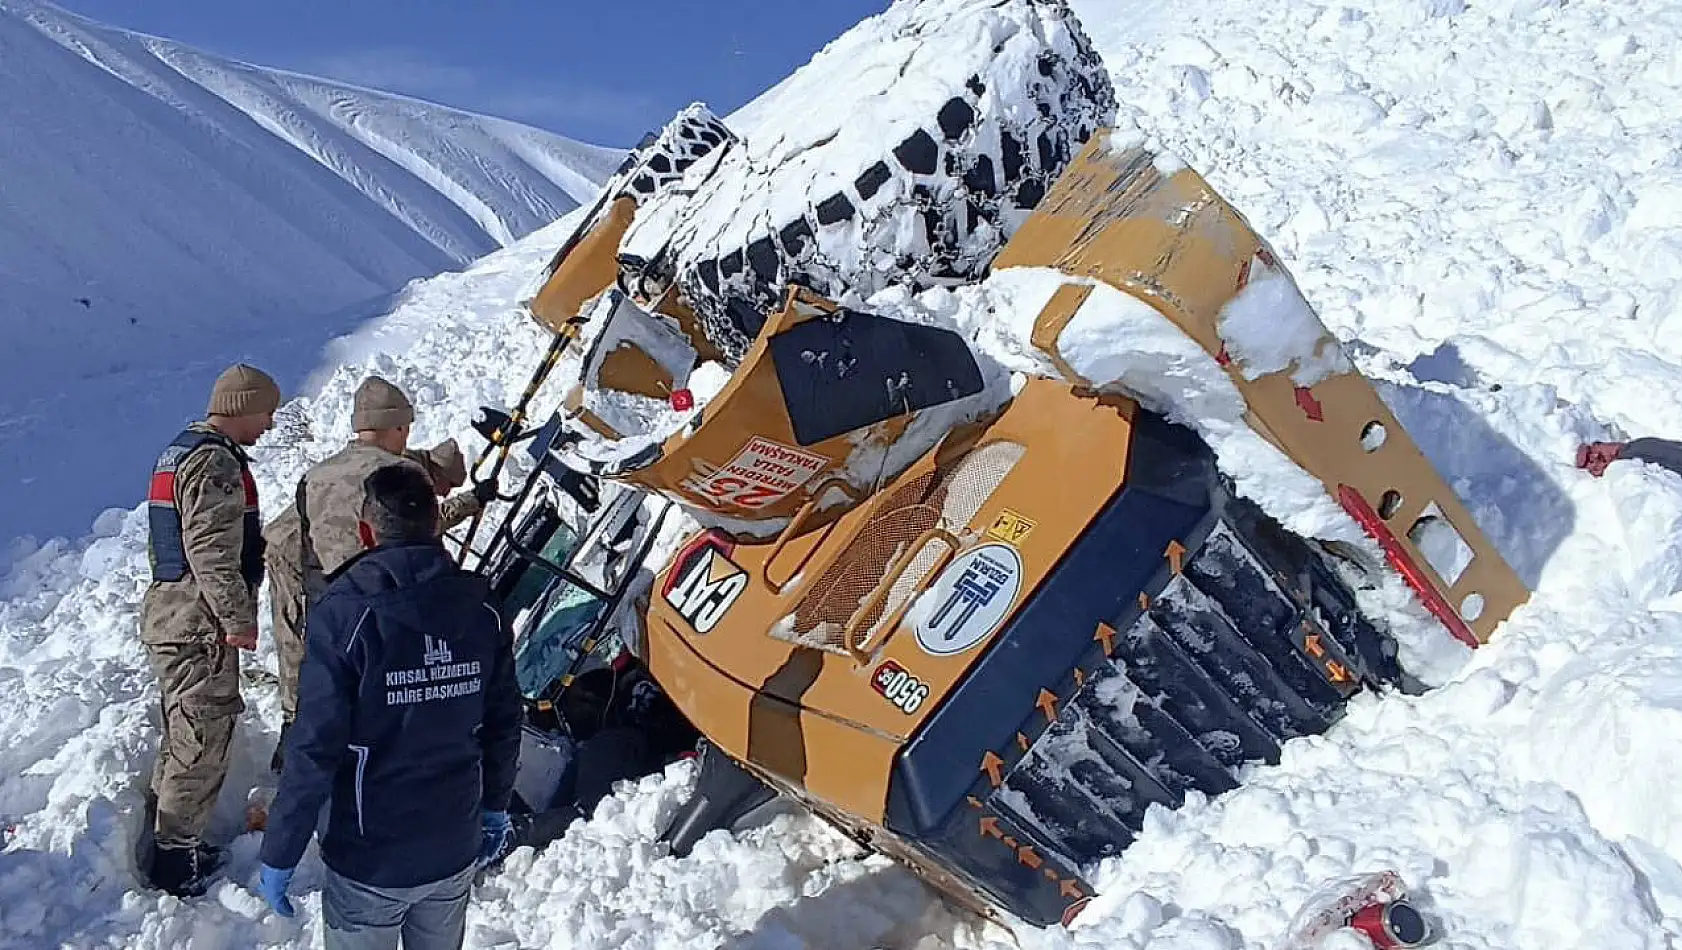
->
xmin=0 ymin=0 xmax=623 ymax=544
xmin=8 ymin=0 xmax=1682 ymax=948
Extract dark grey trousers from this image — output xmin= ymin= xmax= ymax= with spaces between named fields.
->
xmin=322 ymin=860 xmax=476 ymax=950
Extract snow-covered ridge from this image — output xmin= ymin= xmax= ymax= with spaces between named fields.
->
xmin=0 ymin=0 xmax=624 ymax=543
xmin=4 ymin=0 xmax=621 ymax=263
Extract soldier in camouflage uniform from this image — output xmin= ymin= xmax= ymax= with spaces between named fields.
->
xmin=420 ymin=438 xmax=497 ymax=532
xmin=263 ymin=435 xmax=493 ymax=771
xmin=295 ymin=377 xmax=428 ymax=599
xmin=140 ymin=363 xmax=281 ymax=897
xmin=260 ymin=503 xmax=306 ymax=768
xmin=264 ymin=376 xmax=425 ymax=776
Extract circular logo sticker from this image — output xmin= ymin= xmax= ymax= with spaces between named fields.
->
xmin=914 ymin=542 xmax=1023 ymax=656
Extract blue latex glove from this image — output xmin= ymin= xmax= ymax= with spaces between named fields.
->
xmin=258 ymin=863 xmax=296 ymax=917
xmin=479 ymin=809 xmax=512 ymax=865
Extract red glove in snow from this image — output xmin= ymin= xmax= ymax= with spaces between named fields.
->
xmin=1577 ymin=441 xmax=1624 ymax=477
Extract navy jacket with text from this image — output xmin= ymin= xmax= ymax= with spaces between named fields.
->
xmin=259 ymin=539 xmax=521 ymax=888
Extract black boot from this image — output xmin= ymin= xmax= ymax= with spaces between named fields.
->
xmin=510 ymin=804 xmax=582 ymax=854
xmin=269 ymin=718 xmax=292 ymax=774
xmin=195 ymin=842 xmax=226 ymax=874
xmin=148 ymin=844 xmax=212 ymax=898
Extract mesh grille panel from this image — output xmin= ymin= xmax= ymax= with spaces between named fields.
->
xmin=770 ymin=473 xmax=937 ymax=650
xmin=785 ymin=503 xmax=942 ymax=650
xmin=854 ymin=540 xmax=952 ymax=646
xmin=770 ymin=440 xmax=1026 ymax=654
xmin=936 ymin=441 xmax=1025 ymax=527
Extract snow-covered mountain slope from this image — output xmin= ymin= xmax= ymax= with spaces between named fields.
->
xmin=7 ymin=0 xmax=1682 ymax=948
xmin=0 ymin=0 xmax=623 ymax=545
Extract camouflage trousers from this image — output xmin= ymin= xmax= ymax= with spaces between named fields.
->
xmin=144 ymin=638 xmax=245 ymax=849
xmin=268 ymin=563 xmax=306 ymax=724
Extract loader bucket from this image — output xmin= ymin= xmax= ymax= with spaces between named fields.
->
xmin=990 ymin=129 xmax=1529 ymax=645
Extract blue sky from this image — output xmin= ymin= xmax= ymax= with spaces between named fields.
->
xmin=54 ymin=0 xmax=889 ymax=147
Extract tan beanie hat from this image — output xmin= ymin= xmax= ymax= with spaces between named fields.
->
xmin=206 ymin=363 xmax=281 ymax=417
xmin=426 ymin=439 xmax=467 ymax=488
xmin=351 ymin=376 xmax=415 ymax=431
xmin=401 ymin=447 xmax=439 ymax=484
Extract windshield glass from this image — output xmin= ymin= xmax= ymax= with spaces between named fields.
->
xmin=499 ymin=515 xmax=581 ymax=619
xmin=514 ymin=579 xmax=611 ymax=698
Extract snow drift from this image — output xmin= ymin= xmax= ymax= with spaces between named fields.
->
xmin=0 ymin=0 xmax=623 ymax=544
xmin=7 ymin=0 xmax=1682 ymax=948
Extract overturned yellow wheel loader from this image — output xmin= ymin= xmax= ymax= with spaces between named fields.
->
xmin=502 ymin=116 xmax=1529 ymax=929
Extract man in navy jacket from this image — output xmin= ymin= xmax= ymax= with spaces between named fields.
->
xmin=258 ymin=463 xmax=521 ymax=949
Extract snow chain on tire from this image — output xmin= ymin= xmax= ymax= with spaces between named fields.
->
xmin=618 ymin=0 xmax=1119 ymax=365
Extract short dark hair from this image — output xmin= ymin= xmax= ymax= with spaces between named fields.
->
xmin=360 ymin=463 xmax=440 ymax=542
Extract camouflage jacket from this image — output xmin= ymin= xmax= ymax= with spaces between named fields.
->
xmin=438 ymin=490 xmax=483 ymax=532
xmin=297 ymin=441 xmax=429 ymax=599
xmin=263 ymin=503 xmax=303 ymax=576
xmin=275 ymin=463 xmax=480 ymax=594
xmin=140 ymin=426 xmax=262 ymax=642
xmin=402 ymin=446 xmax=482 ymax=532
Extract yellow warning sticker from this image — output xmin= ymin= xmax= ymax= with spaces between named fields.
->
xmin=986 ymin=509 xmax=1037 ymax=546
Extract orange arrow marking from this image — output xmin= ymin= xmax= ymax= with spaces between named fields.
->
xmin=1002 ymin=836 xmax=1018 ymax=848
xmin=1043 ymin=867 xmax=1060 ymax=882
xmin=1304 ymin=633 xmax=1324 ymax=658
xmin=979 ymin=816 xmax=1002 ymax=839
xmin=1016 ymin=732 xmax=1030 ymax=751
xmin=981 ymin=751 xmax=1004 ymax=787
xmin=1017 ymin=846 xmax=1043 ymax=869
xmin=1165 ymin=540 xmax=1186 ymax=575
xmin=1326 ymin=661 xmax=1349 ymax=683
xmin=1094 ymin=622 xmax=1116 ymax=657
xmin=1138 ymin=593 xmax=1151 ymax=611
xmin=1060 ymin=879 xmax=1085 ymax=899
xmin=1037 ymin=689 xmax=1058 ymax=721
xmin=966 ymin=796 xmax=983 ymax=810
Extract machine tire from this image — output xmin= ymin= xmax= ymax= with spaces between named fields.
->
xmin=619 ymin=0 xmax=1119 ymax=363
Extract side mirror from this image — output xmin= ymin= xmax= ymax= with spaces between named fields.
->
xmin=472 ymin=405 xmax=519 ymax=444
xmin=472 ymin=405 xmax=545 ymax=447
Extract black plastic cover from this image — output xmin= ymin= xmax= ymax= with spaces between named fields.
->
xmin=768 ymin=309 xmax=986 ymax=447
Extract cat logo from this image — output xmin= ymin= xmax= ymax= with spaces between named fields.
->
xmin=663 ymin=544 xmax=748 ymax=635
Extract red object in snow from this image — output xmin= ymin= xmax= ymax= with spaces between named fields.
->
xmin=1279 ymin=871 xmax=1430 ymax=950
xmin=670 ymin=389 xmax=695 ymax=411
xmin=1577 ymin=441 xmax=1622 ymax=477
xmin=1348 ymin=899 xmax=1429 ymax=949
